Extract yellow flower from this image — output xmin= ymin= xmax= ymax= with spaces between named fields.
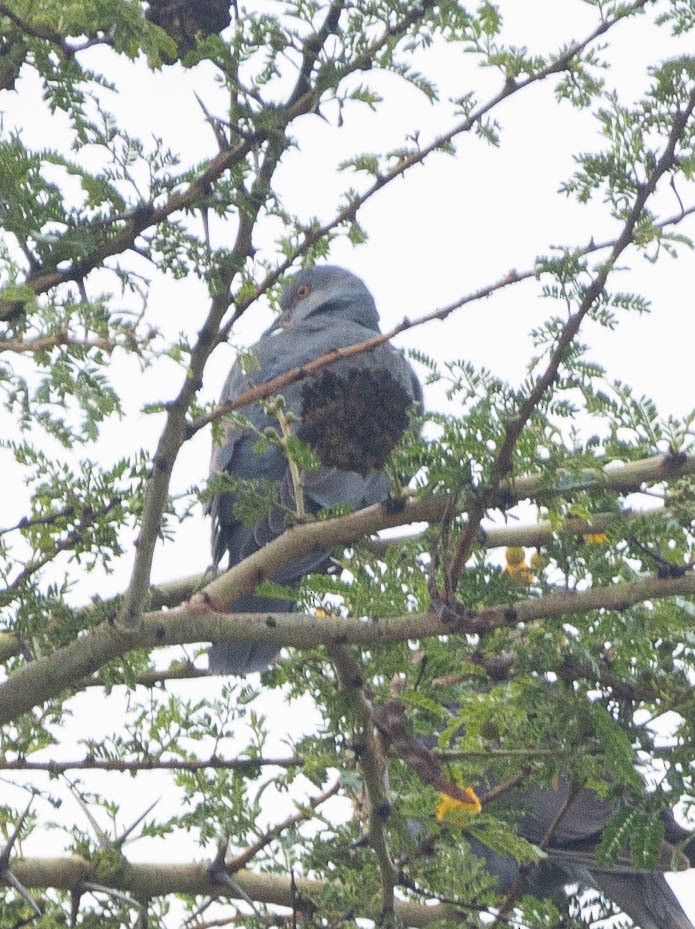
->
xmin=504 ymin=547 xmax=533 ymax=584
xmin=584 ymin=532 xmax=609 ymax=544
xmin=505 ymin=546 xmax=526 ymax=566
xmin=436 ymin=787 xmax=482 ymax=825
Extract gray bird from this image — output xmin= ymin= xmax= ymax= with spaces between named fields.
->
xmin=401 ymin=703 xmax=695 ymax=929
xmin=208 ymin=265 xmax=422 ymax=674
xmin=466 ymin=780 xmax=695 ymax=929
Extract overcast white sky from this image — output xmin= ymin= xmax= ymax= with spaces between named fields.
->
xmin=2 ymin=0 xmax=695 ymax=923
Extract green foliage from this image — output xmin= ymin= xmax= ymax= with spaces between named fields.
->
xmin=596 ymin=804 xmax=666 ymax=869
xmin=0 ymin=1 xmax=694 ymax=927
xmin=590 ymin=703 xmax=643 ymax=791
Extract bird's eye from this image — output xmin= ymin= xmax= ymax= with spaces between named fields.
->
xmin=295 ymin=283 xmax=311 ymax=300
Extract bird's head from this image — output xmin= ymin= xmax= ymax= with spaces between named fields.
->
xmin=269 ymin=266 xmax=380 ymax=333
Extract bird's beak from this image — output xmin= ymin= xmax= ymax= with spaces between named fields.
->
xmin=266 ymin=314 xmax=286 ymax=334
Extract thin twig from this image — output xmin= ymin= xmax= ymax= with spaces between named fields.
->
xmin=227 ymin=779 xmax=341 ymax=871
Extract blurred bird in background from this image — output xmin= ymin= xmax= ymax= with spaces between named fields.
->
xmin=207 ymin=265 xmax=421 ymax=674
xmin=470 ymin=779 xmax=695 ymax=929
xmin=379 ymin=693 xmax=695 ymax=929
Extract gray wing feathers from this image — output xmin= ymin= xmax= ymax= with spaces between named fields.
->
xmin=591 ymin=872 xmax=693 ymax=929
xmin=410 ymin=733 xmax=694 ymax=929
xmin=483 ymin=782 xmax=695 ymax=929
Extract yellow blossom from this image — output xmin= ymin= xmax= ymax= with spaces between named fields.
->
xmin=505 ymin=546 xmax=526 ymax=566
xmin=504 ymin=547 xmax=534 ymax=584
xmin=436 ymin=787 xmax=482 ymax=825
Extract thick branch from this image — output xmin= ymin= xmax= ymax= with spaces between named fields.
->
xmin=1 ymin=562 xmax=694 ymax=724
xmin=1 ymin=489 xmax=685 ymax=666
xmin=9 ymin=857 xmax=459 ymax=926
xmin=0 ymin=451 xmax=693 ymax=662
xmin=199 ymin=454 xmax=695 ymax=613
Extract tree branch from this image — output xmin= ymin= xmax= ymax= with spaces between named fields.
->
xmin=2 ymin=559 xmax=695 ymax=724
xmin=0 ymin=754 xmax=303 ymax=774
xmin=445 ymin=83 xmax=695 ymax=594
xmin=328 ymin=645 xmax=399 ymax=920
xmin=0 ymin=1 xmax=73 ymax=47
xmin=227 ymin=779 xmax=341 ymax=872
xmin=0 ymin=452 xmax=692 ymax=656
xmin=0 ymin=332 xmax=112 ymax=355
xmin=8 ymin=857 xmax=461 ymax=927
xmin=0 ymin=2 xmax=434 ymax=321
xmin=191 ymin=198 xmax=695 ymax=436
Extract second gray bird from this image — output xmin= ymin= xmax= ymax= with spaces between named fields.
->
xmin=466 ymin=779 xmax=695 ymax=929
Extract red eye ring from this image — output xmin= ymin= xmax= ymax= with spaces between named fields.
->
xmin=295 ymin=283 xmax=311 ymax=300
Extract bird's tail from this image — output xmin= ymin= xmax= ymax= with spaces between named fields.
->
xmin=591 ymin=870 xmax=695 ymax=929
xmin=207 ymin=593 xmax=290 ymax=675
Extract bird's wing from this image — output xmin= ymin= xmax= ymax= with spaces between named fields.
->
xmin=516 ymin=784 xmax=695 ymax=929
xmin=208 ymin=342 xmax=290 ymax=568
xmin=518 ymin=785 xmax=613 ymax=849
xmin=591 ymin=871 xmax=695 ymax=929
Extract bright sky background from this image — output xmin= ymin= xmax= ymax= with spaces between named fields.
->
xmin=2 ymin=0 xmax=695 ymax=923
